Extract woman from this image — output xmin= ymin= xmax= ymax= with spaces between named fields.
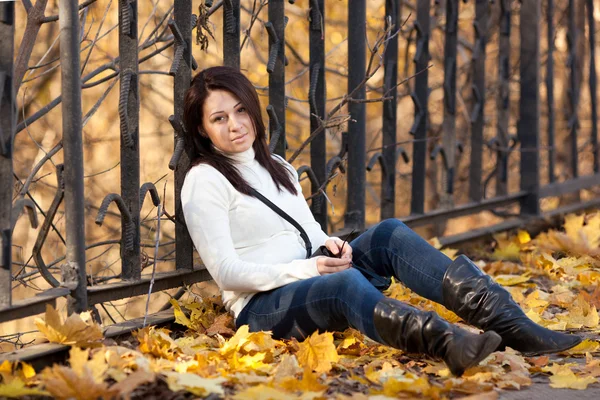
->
xmin=180 ymin=66 xmax=581 ymax=376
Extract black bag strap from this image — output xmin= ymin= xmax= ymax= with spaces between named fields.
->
xmin=249 ymin=188 xmax=312 ymax=258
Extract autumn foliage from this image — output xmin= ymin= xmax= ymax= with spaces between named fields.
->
xmin=1 ymin=212 xmax=600 ymax=398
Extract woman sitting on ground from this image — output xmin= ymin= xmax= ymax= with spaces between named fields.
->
xmin=180 ymin=66 xmax=581 ymax=377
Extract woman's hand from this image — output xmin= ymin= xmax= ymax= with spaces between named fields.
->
xmin=316 ymin=255 xmax=351 ymax=275
xmin=324 ymin=238 xmax=353 ymax=261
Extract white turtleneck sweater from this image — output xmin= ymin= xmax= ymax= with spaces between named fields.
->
xmin=181 ymin=147 xmax=330 ymax=318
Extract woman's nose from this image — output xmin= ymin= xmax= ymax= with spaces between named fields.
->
xmin=229 ymin=114 xmax=242 ymax=130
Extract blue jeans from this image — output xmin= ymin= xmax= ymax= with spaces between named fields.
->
xmin=235 ymin=219 xmax=453 ymax=342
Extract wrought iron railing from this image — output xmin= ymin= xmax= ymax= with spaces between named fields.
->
xmin=1 ymin=0 xmax=600 ymax=334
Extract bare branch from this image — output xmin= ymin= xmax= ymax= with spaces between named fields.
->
xmin=14 ymin=0 xmax=49 ymax=92
xmin=41 ymin=0 xmax=98 ymax=23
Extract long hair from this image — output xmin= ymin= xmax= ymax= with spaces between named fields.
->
xmin=183 ymin=66 xmax=297 ymax=196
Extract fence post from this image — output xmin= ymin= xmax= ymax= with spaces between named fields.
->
xmin=59 ymin=0 xmax=88 ymax=313
xmin=441 ymin=0 xmax=459 ymax=207
xmin=496 ymin=0 xmax=511 ymax=196
xmin=469 ymin=0 xmax=488 ymax=202
xmin=587 ymin=0 xmax=599 ymax=173
xmin=268 ymin=0 xmax=286 ymax=157
xmin=568 ymin=0 xmax=580 ymax=180
xmin=0 ymin=1 xmax=14 ymax=309
xmin=223 ymin=0 xmax=240 ymax=68
xmin=174 ymin=0 xmax=194 ymax=271
xmin=309 ymin=0 xmax=327 ymax=230
xmin=381 ymin=0 xmax=400 ymax=221
xmin=519 ymin=0 xmax=541 ymax=216
xmin=547 ymin=0 xmax=556 ymax=183
xmin=346 ymin=0 xmax=366 ymax=229
xmin=409 ymin=0 xmax=430 ymax=215
xmin=119 ymin=0 xmax=141 ymax=280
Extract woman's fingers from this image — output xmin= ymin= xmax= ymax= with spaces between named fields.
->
xmin=316 ymin=256 xmax=351 ymax=275
xmin=325 ymin=239 xmax=342 ymax=256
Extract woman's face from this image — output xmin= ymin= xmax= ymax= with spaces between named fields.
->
xmin=201 ymin=89 xmax=256 ymax=154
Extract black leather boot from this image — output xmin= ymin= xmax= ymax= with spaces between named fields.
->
xmin=442 ymin=255 xmax=582 ymax=356
xmin=373 ymin=297 xmax=501 ymax=376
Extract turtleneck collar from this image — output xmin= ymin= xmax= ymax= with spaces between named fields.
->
xmin=225 ymin=146 xmax=256 ymax=165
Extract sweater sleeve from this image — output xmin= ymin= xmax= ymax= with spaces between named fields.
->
xmin=181 ymin=167 xmax=321 ymax=293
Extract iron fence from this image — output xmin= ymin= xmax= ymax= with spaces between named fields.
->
xmin=1 ymin=0 xmax=600 ymax=333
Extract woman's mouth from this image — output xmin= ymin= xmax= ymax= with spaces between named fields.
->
xmin=232 ymin=133 xmax=247 ymax=142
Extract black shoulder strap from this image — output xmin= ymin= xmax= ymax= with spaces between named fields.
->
xmin=249 ymin=188 xmax=312 ymax=259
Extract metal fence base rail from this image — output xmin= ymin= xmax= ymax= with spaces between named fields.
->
xmin=0 ymin=267 xmax=210 ymax=324
xmin=0 ymin=309 xmax=177 ymax=371
xmin=0 ymin=288 xmax=70 ymax=324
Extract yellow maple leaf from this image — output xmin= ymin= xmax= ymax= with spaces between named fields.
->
xmin=372 ymin=374 xmax=432 ymax=396
xmin=134 ymin=326 xmax=179 ymax=360
xmin=522 ymin=290 xmax=549 ymax=313
xmin=34 ymin=305 xmax=103 ymax=347
xmin=494 ymin=274 xmax=531 ymax=286
xmin=337 ymin=335 xmax=367 ymax=356
xmin=562 ymin=339 xmax=600 ymax=355
xmin=171 ymin=299 xmax=195 ymax=330
xmin=564 ymin=214 xmax=585 ymax=241
xmin=559 ymin=294 xmax=600 ymax=329
xmin=163 ymin=372 xmax=225 ymax=397
xmin=219 ymin=325 xmax=276 ymax=358
xmin=39 ymin=364 xmax=116 ymax=400
xmin=0 ymin=375 xmax=48 ymax=398
xmin=278 ymin=367 xmax=327 ymax=393
xmin=517 ymin=230 xmax=531 ymax=244
xmin=233 ymin=385 xmax=290 ymax=400
xmin=549 ymin=369 xmax=597 ymax=390
xmin=296 ymin=331 xmax=339 ymax=373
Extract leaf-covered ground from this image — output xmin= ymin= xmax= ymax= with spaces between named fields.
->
xmin=2 ymin=213 xmax=600 ymax=399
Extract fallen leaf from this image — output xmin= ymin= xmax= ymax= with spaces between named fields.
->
xmin=278 ymin=367 xmax=327 ymax=393
xmin=0 ymin=375 xmax=48 ymax=398
xmin=561 ymin=339 xmax=600 ymax=355
xmin=233 ymin=385 xmax=290 ymax=400
xmin=494 ymin=274 xmax=530 ymax=286
xmin=206 ymin=313 xmax=235 ymax=337
xmin=163 ymin=371 xmax=225 ymax=396
xmin=548 ymin=369 xmax=597 ymax=390
xmin=296 ymin=331 xmax=340 ymax=373
xmin=110 ymin=370 xmax=155 ymax=400
xmin=39 ymin=364 xmax=116 ymax=400
xmin=34 ymin=305 xmax=103 ymax=347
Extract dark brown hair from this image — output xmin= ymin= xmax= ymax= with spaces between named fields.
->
xmin=183 ymin=66 xmax=297 ymax=196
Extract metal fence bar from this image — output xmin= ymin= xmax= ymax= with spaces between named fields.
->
xmin=223 ymin=0 xmax=240 ymax=68
xmin=309 ymin=0 xmax=327 ymax=230
xmin=519 ymin=0 xmax=541 ymax=216
xmin=568 ymin=0 xmax=580 ymax=178
xmin=587 ymin=0 xmax=599 ymax=173
xmin=59 ymin=0 xmax=87 ymax=313
xmin=380 ymin=0 xmax=400 ymax=220
xmin=268 ymin=0 xmax=286 ymax=157
xmin=119 ymin=0 xmax=141 ymax=280
xmin=174 ymin=0 xmax=194 ymax=271
xmin=495 ymin=0 xmax=511 ymax=196
xmin=409 ymin=0 xmax=430 ymax=215
xmin=346 ymin=0 xmax=367 ymax=229
xmin=441 ymin=0 xmax=459 ymax=206
xmin=547 ymin=0 xmax=556 ymax=183
xmin=469 ymin=0 xmax=488 ymax=202
xmin=0 ymin=1 xmax=14 ymax=309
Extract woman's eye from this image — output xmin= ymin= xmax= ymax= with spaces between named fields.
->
xmin=214 ymin=116 xmax=224 ymax=122
xmin=237 ymin=107 xmax=246 ymax=113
